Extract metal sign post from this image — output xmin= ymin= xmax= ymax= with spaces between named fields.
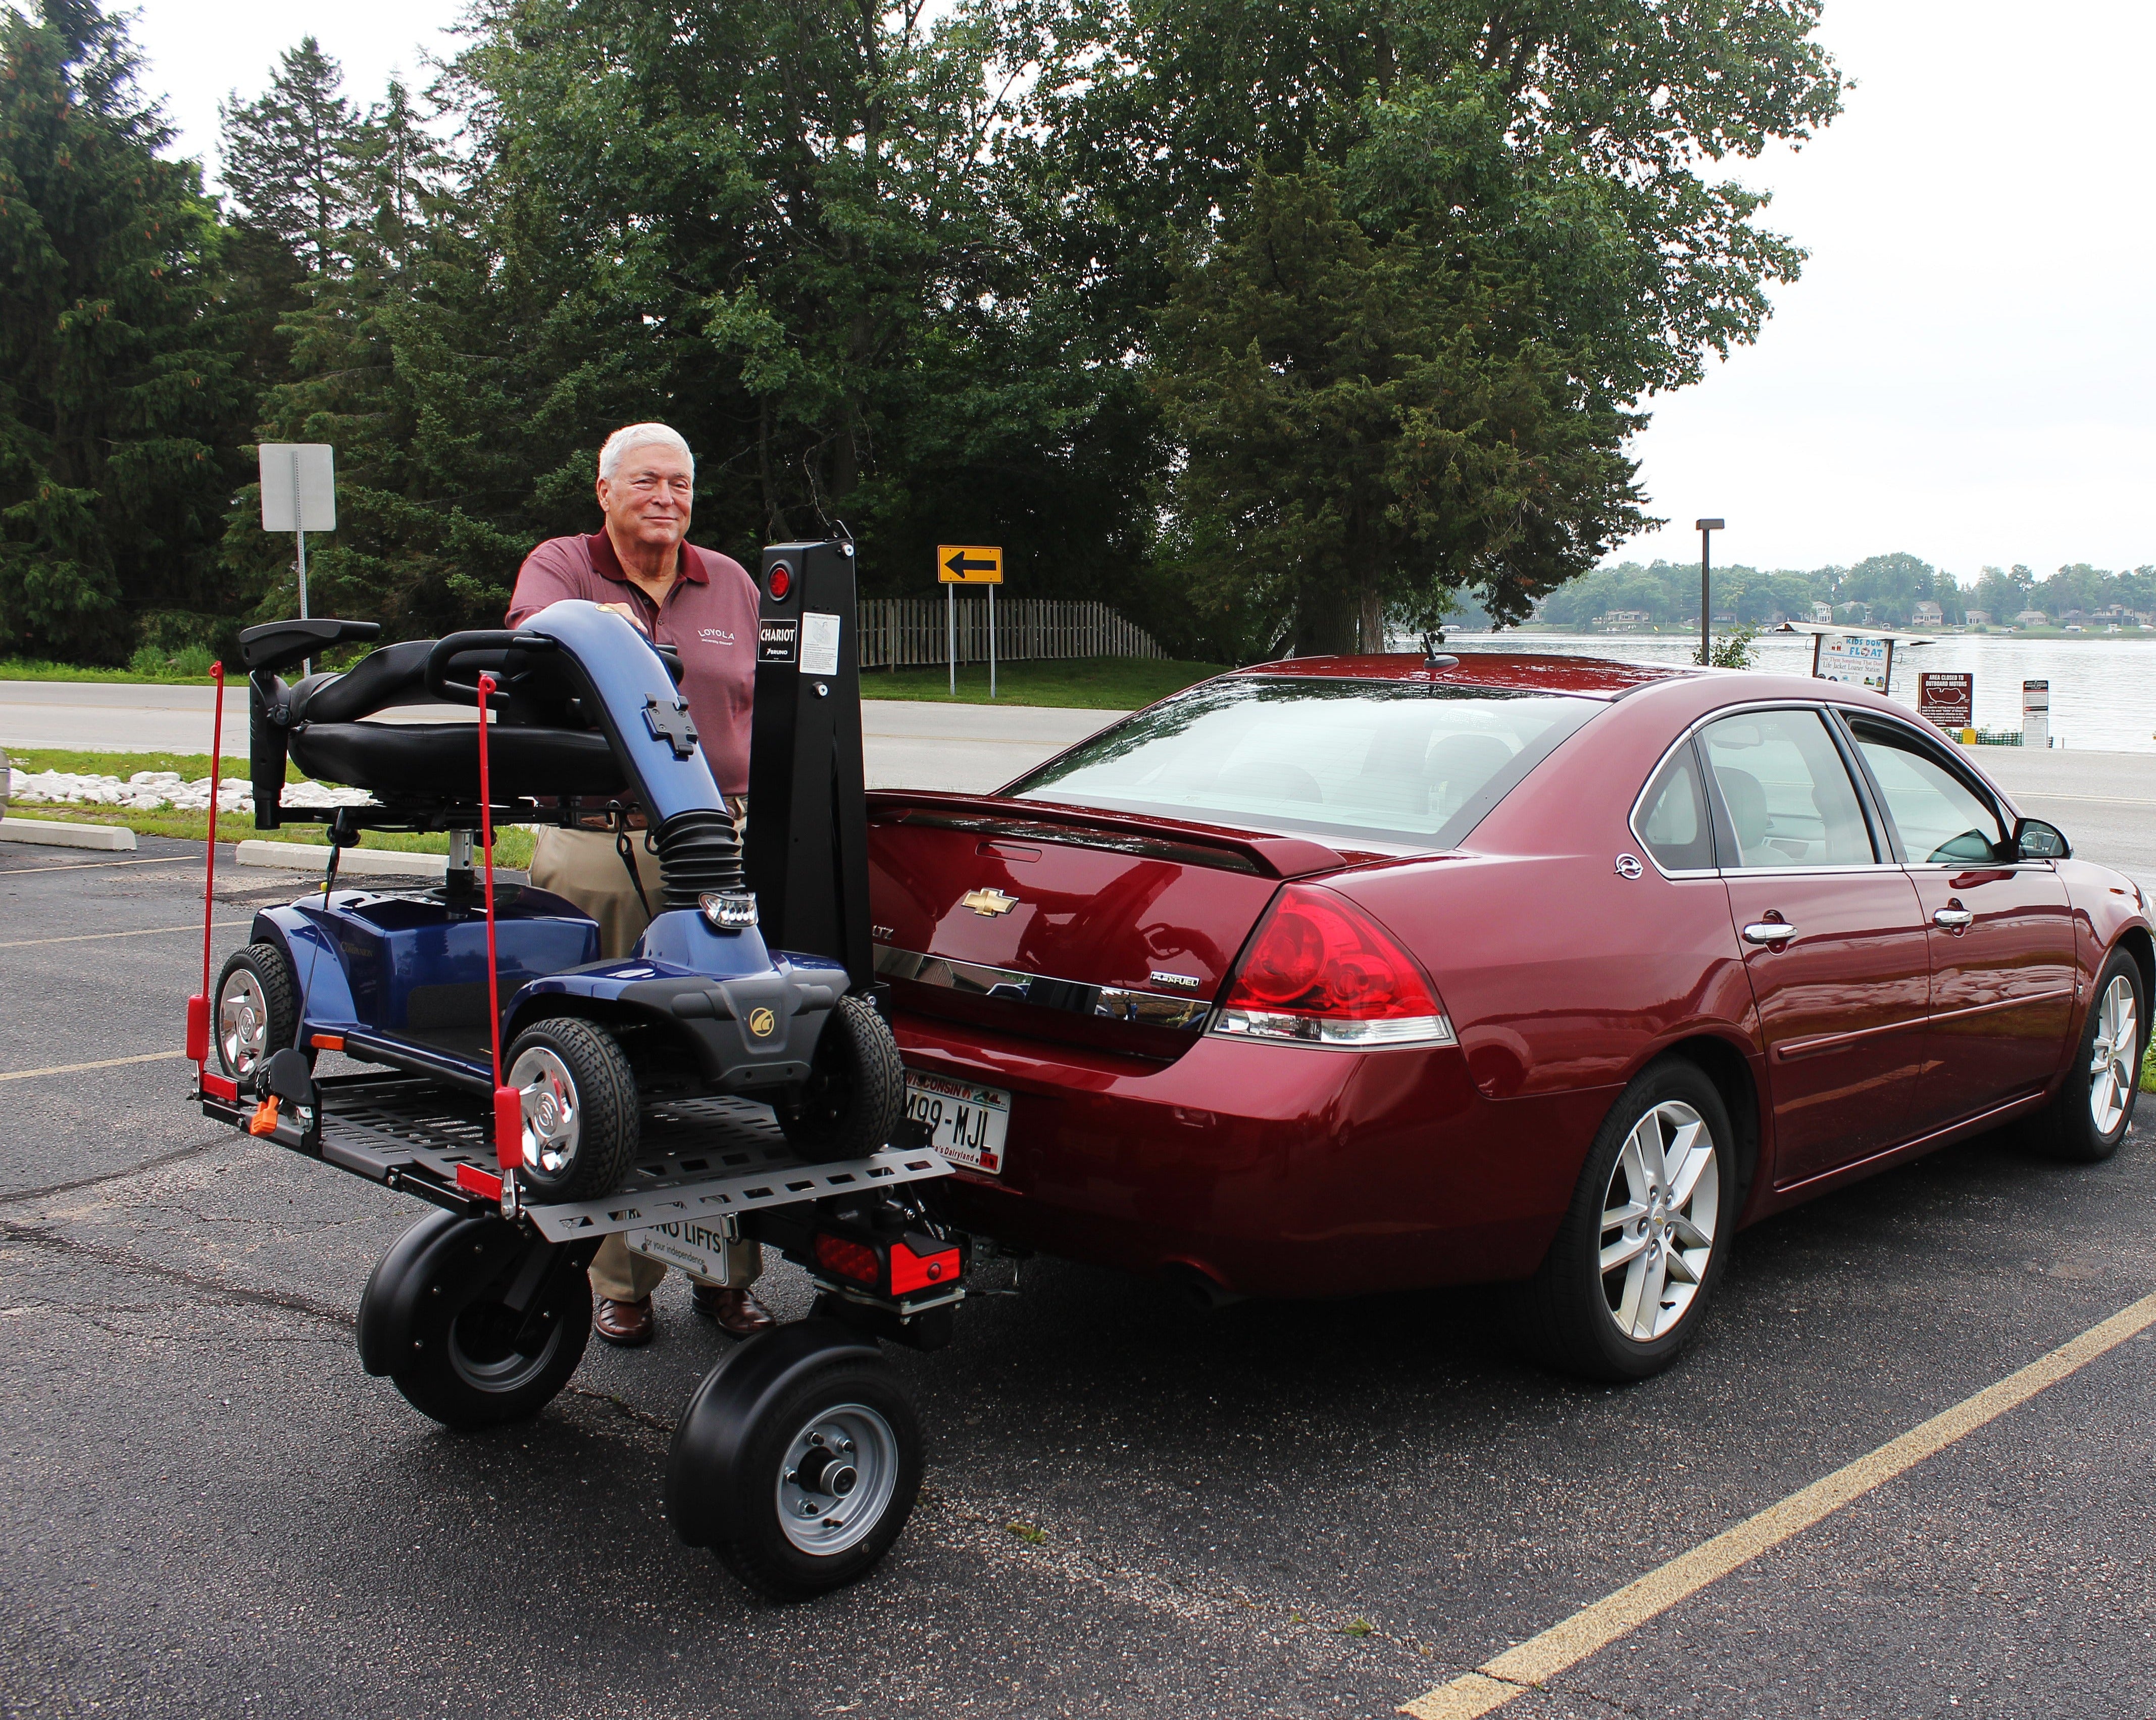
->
xmin=1694 ymin=518 xmax=1724 ymax=666
xmin=259 ymin=444 xmax=336 ymax=670
xmin=936 ymin=544 xmax=1004 ymax=698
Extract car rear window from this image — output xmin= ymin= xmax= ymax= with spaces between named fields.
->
xmin=1006 ymin=676 xmax=1602 ymax=848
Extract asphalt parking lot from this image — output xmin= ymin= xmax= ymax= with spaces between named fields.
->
xmin=6 ymin=833 xmax=2155 ymax=1719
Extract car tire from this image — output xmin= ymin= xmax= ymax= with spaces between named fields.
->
xmin=2020 ymin=949 xmax=2145 ymax=1165
xmin=778 ymin=996 xmax=906 ymax=1162
xmin=503 ymin=1017 xmax=639 ymax=1202
xmin=1512 ymin=1058 xmax=1737 ymax=1384
xmin=214 ymin=942 xmax=297 ymax=1083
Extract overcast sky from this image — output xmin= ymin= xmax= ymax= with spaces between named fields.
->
xmin=129 ymin=0 xmax=2154 ymax=584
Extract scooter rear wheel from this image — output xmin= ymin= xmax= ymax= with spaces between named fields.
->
xmin=214 ymin=942 xmax=297 ymax=1082
xmin=778 ymin=996 xmax=906 ymax=1162
xmin=504 ymin=1017 xmax=639 ymax=1201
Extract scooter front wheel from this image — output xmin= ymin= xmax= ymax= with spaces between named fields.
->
xmin=667 ymin=1320 xmax=923 ymax=1600
xmin=214 ymin=942 xmax=297 ymax=1082
xmin=503 ymin=1017 xmax=639 ymax=1201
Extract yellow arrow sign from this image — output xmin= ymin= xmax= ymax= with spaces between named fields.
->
xmin=937 ymin=543 xmax=1002 ymax=584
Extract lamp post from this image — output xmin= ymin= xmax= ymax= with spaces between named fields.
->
xmin=1695 ymin=518 xmax=1724 ymax=666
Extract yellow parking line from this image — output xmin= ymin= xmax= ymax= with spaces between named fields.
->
xmin=0 ymin=920 xmax=246 ymax=949
xmin=0 ymin=1051 xmax=186 ymax=1083
xmin=1402 ymin=1289 xmax=2156 ymax=1719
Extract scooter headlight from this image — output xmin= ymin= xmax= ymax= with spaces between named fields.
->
xmin=699 ymin=891 xmax=759 ymax=932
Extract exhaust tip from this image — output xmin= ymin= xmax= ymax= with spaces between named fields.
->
xmin=1159 ymin=1260 xmax=1244 ymax=1313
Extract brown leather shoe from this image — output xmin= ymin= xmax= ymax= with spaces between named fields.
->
xmin=691 ymin=1283 xmax=774 ymax=1336
xmin=592 ymin=1295 xmax=654 ymax=1346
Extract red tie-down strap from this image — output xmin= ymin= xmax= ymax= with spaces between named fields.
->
xmin=475 ymin=672 xmax=521 ymax=1175
xmin=186 ymin=663 xmax=227 ymax=1070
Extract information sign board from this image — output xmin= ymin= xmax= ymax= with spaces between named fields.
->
xmin=258 ymin=443 xmax=336 ymax=532
xmin=1918 ymin=671 xmax=1973 ymax=728
xmin=1814 ymin=632 xmax=1892 ymax=693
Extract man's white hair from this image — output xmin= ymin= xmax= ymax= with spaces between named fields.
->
xmin=598 ymin=422 xmax=695 ymax=482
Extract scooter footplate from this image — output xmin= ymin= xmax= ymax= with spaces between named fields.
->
xmin=301 ymin=1073 xmax=951 ymax=1239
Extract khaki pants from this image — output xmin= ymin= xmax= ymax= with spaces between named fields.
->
xmin=531 ymin=804 xmax=758 ymax=1304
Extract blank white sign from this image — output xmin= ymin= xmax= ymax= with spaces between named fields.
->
xmin=259 ymin=443 xmax=336 ymax=532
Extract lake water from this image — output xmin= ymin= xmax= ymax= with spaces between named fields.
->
xmin=1430 ymin=630 xmax=2156 ymax=754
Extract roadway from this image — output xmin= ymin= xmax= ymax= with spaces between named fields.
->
xmin=5 ymin=838 xmax=2156 ymax=1717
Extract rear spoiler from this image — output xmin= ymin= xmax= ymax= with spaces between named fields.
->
xmin=865 ymin=790 xmax=1350 ymax=879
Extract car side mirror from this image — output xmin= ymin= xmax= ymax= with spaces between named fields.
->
xmin=2013 ymin=817 xmax=2070 ymax=862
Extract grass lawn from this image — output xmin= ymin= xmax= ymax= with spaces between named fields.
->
xmin=861 ymin=656 xmax=1225 ymax=709
xmin=0 ymin=658 xmax=218 ymax=684
xmin=3 ymin=746 xmax=534 ymax=865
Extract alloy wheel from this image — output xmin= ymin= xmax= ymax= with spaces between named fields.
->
xmin=1599 ymin=1100 xmax=1720 ymax=1342
xmin=2088 ymin=974 xmax=2140 ymax=1138
xmin=509 ymin=1045 xmax=582 ymax=1179
xmin=219 ymin=970 xmax=270 ymax=1076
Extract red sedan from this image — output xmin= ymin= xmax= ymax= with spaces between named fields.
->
xmin=868 ymin=655 xmax=2151 ymax=1379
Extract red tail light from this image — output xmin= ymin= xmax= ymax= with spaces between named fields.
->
xmin=814 ymin=1234 xmax=881 ymax=1285
xmin=1215 ymin=885 xmax=1455 ymax=1048
xmin=888 ymin=1240 xmax=961 ymax=1295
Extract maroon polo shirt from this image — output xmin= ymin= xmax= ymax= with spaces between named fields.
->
xmin=507 ymin=531 xmax=760 ymax=795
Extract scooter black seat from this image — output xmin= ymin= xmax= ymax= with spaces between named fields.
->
xmin=288 ymin=721 xmax=628 ymax=801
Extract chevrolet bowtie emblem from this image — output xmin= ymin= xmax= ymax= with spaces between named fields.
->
xmin=961 ymin=887 xmax=1019 ymax=917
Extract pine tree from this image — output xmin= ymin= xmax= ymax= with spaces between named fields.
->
xmin=218 ymin=36 xmax=360 ymax=276
xmin=0 ymin=0 xmax=252 ymax=661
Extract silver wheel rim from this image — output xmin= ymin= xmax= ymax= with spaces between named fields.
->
xmin=1600 ymin=1099 xmax=1720 ymax=1343
xmin=509 ymin=1046 xmax=582 ymax=1180
xmin=777 ymin=1402 xmax=899 ymax=1556
xmin=218 ymin=970 xmax=270 ymax=1076
xmin=2088 ymin=974 xmax=2139 ymax=1138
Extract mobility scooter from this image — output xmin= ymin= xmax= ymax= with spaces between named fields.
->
xmin=186 ymin=542 xmax=970 ymax=1598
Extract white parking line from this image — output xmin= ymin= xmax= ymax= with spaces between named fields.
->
xmin=0 ymin=921 xmax=246 ymax=949
xmin=1401 ymin=1288 xmax=2156 ymax=1719
xmin=0 ymin=855 xmax=201 ymax=875
xmin=0 ymin=1051 xmax=186 ymax=1083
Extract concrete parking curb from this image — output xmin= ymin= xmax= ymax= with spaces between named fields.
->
xmin=236 ymin=839 xmax=446 ymax=878
xmin=1 ymin=815 xmax=138 ymax=851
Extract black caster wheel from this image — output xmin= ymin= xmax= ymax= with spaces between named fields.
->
xmin=357 ymin=1210 xmax=592 ymax=1430
xmin=503 ymin=1016 xmax=639 ymax=1201
xmin=778 ymin=995 xmax=907 ymax=1162
xmin=667 ymin=1319 xmax=923 ymax=1599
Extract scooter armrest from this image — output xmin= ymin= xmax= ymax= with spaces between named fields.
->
xmin=239 ymin=618 xmax=381 ymax=676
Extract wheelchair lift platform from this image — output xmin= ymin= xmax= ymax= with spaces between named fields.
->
xmin=203 ymin=1069 xmax=954 ymax=1242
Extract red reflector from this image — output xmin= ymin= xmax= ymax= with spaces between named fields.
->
xmin=457 ymin=1162 xmax=505 ymax=1201
xmin=813 ymin=1233 xmax=882 ymax=1285
xmin=247 ymin=1095 xmax=281 ymax=1137
xmin=493 ymin=1086 xmax=523 ymax=1171
xmin=310 ymin=1033 xmax=345 ymax=1051
xmin=1224 ymin=885 xmax=1439 ymax=1021
xmin=769 ymin=563 xmax=792 ymax=600
xmin=185 ymin=994 xmax=210 ymax=1065
xmin=200 ymin=1070 xmax=238 ymax=1103
xmin=888 ymin=1241 xmax=961 ymax=1296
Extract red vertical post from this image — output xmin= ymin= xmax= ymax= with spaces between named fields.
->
xmin=186 ymin=663 xmax=226 ymax=1069
xmin=476 ymin=673 xmax=520 ymax=1173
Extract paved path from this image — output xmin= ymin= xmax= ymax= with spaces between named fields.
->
xmin=4 ymin=836 xmax=2156 ymax=1718
xmin=0 ymin=681 xmax=1120 ymax=796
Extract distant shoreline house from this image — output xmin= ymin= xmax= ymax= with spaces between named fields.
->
xmin=1596 ymin=609 xmax=1651 ymax=629
xmin=1809 ymin=601 xmax=1832 ymax=622
xmin=2014 ymin=609 xmax=2049 ymax=628
xmin=1965 ymin=609 xmax=1992 ymax=626
xmin=1912 ymin=600 xmax=1944 ymax=625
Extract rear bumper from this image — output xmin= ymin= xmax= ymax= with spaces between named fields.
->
xmin=892 ymin=1011 xmax=1617 ymax=1298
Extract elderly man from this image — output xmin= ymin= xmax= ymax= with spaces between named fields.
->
xmin=507 ymin=421 xmax=773 ymax=1345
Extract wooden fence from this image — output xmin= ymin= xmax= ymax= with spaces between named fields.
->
xmin=857 ymin=597 xmax=1165 ymax=667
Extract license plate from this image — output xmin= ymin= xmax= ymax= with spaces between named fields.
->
xmin=904 ymin=1071 xmax=1011 ymax=1175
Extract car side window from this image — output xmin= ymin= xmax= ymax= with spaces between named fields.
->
xmin=1634 ymin=742 xmax=1716 ymax=871
xmin=1844 ymin=716 xmax=2007 ymax=865
xmin=1697 ymin=709 xmax=1877 ymax=869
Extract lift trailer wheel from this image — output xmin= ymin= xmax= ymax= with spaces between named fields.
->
xmin=667 ymin=1319 xmax=923 ymax=1600
xmin=357 ymin=1210 xmax=592 ymax=1430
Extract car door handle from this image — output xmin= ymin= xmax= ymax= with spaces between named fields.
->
xmin=1742 ymin=922 xmax=1798 ymax=946
xmin=1932 ymin=906 xmax=1974 ymax=930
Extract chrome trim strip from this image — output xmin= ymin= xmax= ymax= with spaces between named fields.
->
xmin=873 ymin=944 xmax=1212 ymax=1031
